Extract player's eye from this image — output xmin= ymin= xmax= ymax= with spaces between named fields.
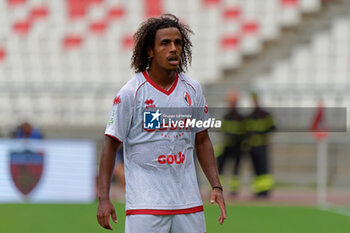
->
xmin=161 ymin=40 xmax=170 ymax=46
xmin=175 ymin=39 xmax=183 ymax=46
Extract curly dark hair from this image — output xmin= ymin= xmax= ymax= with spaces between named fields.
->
xmin=131 ymin=14 xmax=193 ymax=73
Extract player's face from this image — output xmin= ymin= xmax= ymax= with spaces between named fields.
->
xmin=148 ymin=27 xmax=183 ymax=71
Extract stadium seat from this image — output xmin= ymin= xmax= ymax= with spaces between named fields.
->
xmin=0 ymin=47 xmax=6 ymax=62
xmin=63 ymin=34 xmax=83 ymax=49
xmin=259 ymin=0 xmax=281 ymax=40
xmin=240 ymin=20 xmax=262 ymax=55
xmin=7 ymin=0 xmax=26 ymax=7
xmin=0 ymin=95 xmax=13 ymax=122
xmin=30 ymin=5 xmax=49 ymax=21
xmin=300 ymin=0 xmax=321 ymax=13
xmin=280 ymin=0 xmax=301 ymax=26
xmin=144 ymin=0 xmax=163 ymax=18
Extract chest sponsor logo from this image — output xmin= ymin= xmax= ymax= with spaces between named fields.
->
xmin=158 ymin=152 xmax=185 ymax=164
xmin=10 ymin=150 xmax=44 ymax=196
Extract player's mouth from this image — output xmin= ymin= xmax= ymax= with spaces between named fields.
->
xmin=167 ymin=55 xmax=179 ymax=66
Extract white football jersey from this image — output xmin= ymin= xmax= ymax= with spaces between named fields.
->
xmin=105 ymin=71 xmax=209 ymax=215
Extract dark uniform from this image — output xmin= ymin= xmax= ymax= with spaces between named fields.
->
xmin=217 ymin=108 xmax=246 ymax=194
xmin=245 ymin=106 xmax=275 ymax=197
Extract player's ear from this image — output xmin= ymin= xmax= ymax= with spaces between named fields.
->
xmin=147 ymin=47 xmax=154 ymax=58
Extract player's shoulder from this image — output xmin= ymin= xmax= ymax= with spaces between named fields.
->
xmin=117 ymin=72 xmax=147 ymax=98
xmin=178 ymin=73 xmax=202 ymax=93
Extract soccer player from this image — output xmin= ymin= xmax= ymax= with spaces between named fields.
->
xmin=97 ymin=14 xmax=226 ymax=233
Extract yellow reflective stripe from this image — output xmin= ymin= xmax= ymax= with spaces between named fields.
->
xmin=246 ymin=117 xmax=273 ymax=132
xmin=251 ymin=174 xmax=274 ymax=192
xmin=249 ymin=134 xmax=267 ymax=147
xmin=214 ymin=144 xmax=225 ymax=158
xmin=222 ymin=120 xmax=245 ymax=134
xmin=230 ymin=176 xmax=240 ymax=192
xmin=219 ymin=175 xmax=224 ymax=184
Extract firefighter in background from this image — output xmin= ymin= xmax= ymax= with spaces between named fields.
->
xmin=217 ymin=90 xmax=246 ymax=196
xmin=246 ymin=92 xmax=275 ymax=197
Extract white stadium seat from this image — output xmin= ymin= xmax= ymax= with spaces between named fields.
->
xmin=253 ymin=11 xmax=350 ymax=108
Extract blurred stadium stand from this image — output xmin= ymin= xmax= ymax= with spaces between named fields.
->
xmin=1 ymin=0 xmax=350 ymax=203
xmin=0 ymin=0 xmax=333 ymax=129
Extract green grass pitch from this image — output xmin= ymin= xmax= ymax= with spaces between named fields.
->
xmin=0 ymin=202 xmax=349 ymax=233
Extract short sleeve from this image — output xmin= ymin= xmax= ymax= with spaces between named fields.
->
xmin=194 ymin=83 xmax=210 ymax=133
xmin=105 ymin=88 xmax=133 ymax=142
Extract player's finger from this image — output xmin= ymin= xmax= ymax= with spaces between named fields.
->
xmin=217 ymin=199 xmax=227 ymax=219
xmin=210 ymin=190 xmax=216 ymax=204
xmin=97 ymin=210 xmax=104 ymax=228
xmin=216 ymin=195 xmax=226 ymax=224
xmin=218 ymin=214 xmax=225 ymax=224
xmin=111 ymin=209 xmax=118 ymax=224
xmin=97 ymin=214 xmax=102 ymax=227
xmin=102 ymin=214 xmax=113 ymax=230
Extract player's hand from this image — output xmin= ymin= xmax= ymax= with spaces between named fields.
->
xmin=210 ymin=188 xmax=227 ymax=224
xmin=97 ymin=199 xmax=118 ymax=230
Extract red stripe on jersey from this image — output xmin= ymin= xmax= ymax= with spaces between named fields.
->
xmin=142 ymin=71 xmax=178 ymax=96
xmin=126 ymin=205 xmax=204 ymax=216
xmin=105 ymin=133 xmax=122 ymax=143
xmin=133 ymin=80 xmax=148 ymax=106
xmin=180 ymin=79 xmax=196 ymax=93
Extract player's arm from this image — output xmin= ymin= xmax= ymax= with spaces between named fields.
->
xmin=195 ymin=130 xmax=227 ymax=224
xmin=97 ymin=135 xmax=122 ymax=230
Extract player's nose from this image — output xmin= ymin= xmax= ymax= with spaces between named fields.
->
xmin=169 ymin=42 xmax=177 ymax=52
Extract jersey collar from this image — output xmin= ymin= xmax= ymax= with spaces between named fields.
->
xmin=142 ymin=71 xmax=178 ymax=96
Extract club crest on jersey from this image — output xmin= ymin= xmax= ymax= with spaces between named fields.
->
xmin=10 ymin=150 xmax=44 ymax=196
xmin=145 ymin=99 xmax=156 ymax=109
xmin=204 ymin=105 xmax=209 ymax=114
xmin=113 ymin=96 xmax=121 ymax=105
xmin=184 ymin=92 xmax=191 ymax=106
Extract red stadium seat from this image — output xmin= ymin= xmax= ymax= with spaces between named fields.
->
xmin=63 ymin=35 xmax=83 ymax=49
xmin=221 ymin=35 xmax=240 ymax=50
xmin=203 ymin=0 xmax=221 ymax=7
xmin=7 ymin=0 xmax=26 ymax=7
xmin=90 ymin=0 xmax=103 ymax=4
xmin=223 ymin=7 xmax=241 ymax=20
xmin=0 ymin=47 xmax=6 ymax=62
xmin=281 ymin=0 xmax=299 ymax=7
xmin=90 ymin=21 xmax=107 ymax=34
xmin=242 ymin=21 xmax=259 ymax=35
xmin=30 ymin=5 xmax=49 ymax=21
xmin=107 ymin=6 xmax=125 ymax=21
xmin=67 ymin=0 xmax=103 ymax=19
xmin=144 ymin=0 xmax=163 ymax=18
xmin=13 ymin=20 xmax=31 ymax=35
xmin=122 ymin=35 xmax=134 ymax=50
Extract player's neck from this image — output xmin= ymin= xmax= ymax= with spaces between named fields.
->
xmin=147 ymin=68 xmax=177 ymax=90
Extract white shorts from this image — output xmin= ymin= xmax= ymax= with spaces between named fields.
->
xmin=125 ymin=211 xmax=206 ymax=233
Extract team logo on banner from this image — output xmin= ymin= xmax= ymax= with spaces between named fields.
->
xmin=184 ymin=92 xmax=191 ymax=106
xmin=10 ymin=150 xmax=44 ymax=195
